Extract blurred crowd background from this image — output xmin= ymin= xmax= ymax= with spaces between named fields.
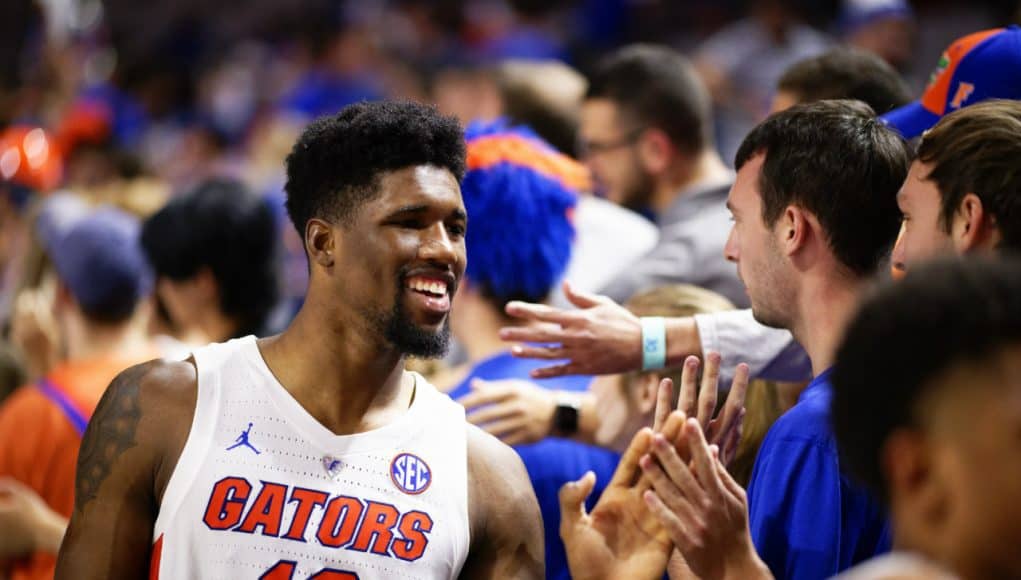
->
xmin=1 ymin=1 xmax=1020 ymax=578
xmin=2 ymin=0 xmax=1019 ymax=351
xmin=1 ymin=0 xmax=1020 ymax=425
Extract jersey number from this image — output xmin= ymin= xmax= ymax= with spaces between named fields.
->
xmin=259 ymin=560 xmax=359 ymax=580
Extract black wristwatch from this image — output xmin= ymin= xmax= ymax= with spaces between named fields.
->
xmin=552 ymin=396 xmax=581 ymax=436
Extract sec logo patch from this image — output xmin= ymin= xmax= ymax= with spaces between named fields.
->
xmin=390 ymin=453 xmax=432 ymax=495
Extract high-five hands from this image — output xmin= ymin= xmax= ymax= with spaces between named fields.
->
xmin=557 ymin=349 xmax=762 ymax=580
xmin=559 ymin=411 xmax=696 ymax=580
xmin=642 ymin=354 xmax=766 ymax=580
xmin=641 ymin=421 xmax=772 ymax=580
xmin=653 ymin=353 xmax=749 ymax=467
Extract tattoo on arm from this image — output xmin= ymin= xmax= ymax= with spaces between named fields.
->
xmin=74 ymin=363 xmax=150 ymax=508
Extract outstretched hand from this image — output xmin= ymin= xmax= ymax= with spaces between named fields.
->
xmin=499 ymin=281 xmax=644 ymax=379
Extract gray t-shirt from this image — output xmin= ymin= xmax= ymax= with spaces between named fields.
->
xmin=598 ymin=178 xmax=749 ymax=309
xmin=552 ymin=196 xmax=658 ymax=309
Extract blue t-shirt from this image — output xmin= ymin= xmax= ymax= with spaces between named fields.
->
xmin=747 ymin=368 xmax=891 ymax=580
xmin=447 ymin=352 xmax=621 ymax=580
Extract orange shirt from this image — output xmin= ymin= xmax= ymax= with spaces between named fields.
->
xmin=0 ymin=355 xmax=151 ymax=580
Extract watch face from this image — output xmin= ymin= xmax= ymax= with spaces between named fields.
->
xmin=554 ymin=403 xmax=580 ymax=435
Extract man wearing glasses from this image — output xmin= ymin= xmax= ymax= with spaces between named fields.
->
xmin=578 ymin=44 xmax=745 ymax=307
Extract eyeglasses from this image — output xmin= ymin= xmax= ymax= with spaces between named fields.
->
xmin=576 ymin=126 xmax=647 ymax=158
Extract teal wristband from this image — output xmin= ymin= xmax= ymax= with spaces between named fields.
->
xmin=640 ymin=316 xmax=667 ymax=371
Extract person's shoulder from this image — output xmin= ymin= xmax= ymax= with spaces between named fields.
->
xmin=110 ymin=357 xmax=197 ymax=406
xmin=466 ymin=423 xmax=529 ymax=483
xmin=0 ymin=382 xmax=53 ymax=418
xmin=462 ymin=424 xmax=544 ymax=578
xmin=750 ymin=385 xmax=841 ymax=500
xmin=661 ymin=182 xmax=733 ymax=227
xmin=93 ymin=358 xmax=199 ymax=450
xmin=0 ymin=383 xmax=72 ymax=466
xmin=73 ymin=358 xmax=199 ymax=503
xmin=465 ymin=423 xmax=536 ymax=513
xmin=576 ymin=196 xmax=656 ymax=232
xmin=0 ymin=378 xmax=97 ymax=446
xmin=761 ymin=382 xmax=835 ymax=450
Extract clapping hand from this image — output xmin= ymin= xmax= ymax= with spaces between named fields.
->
xmin=640 ymin=420 xmax=771 ymax=580
xmin=653 ymin=353 xmax=748 ymax=466
xmin=560 ymin=414 xmax=694 ymax=580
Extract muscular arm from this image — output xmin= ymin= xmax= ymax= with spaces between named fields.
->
xmin=460 ymin=425 xmax=544 ymax=579
xmin=55 ymin=359 xmax=197 ymax=579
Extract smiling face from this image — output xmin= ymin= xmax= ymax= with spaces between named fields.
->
xmin=325 ymin=164 xmax=467 ymax=358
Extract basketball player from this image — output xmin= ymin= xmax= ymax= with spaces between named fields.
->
xmin=54 ymin=101 xmax=544 ymax=579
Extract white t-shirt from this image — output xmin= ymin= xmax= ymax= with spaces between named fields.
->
xmin=695 ymin=308 xmax=812 ymax=384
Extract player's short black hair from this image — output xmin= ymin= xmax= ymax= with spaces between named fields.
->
xmin=141 ymin=178 xmax=280 ymax=337
xmin=586 ymin=44 xmax=712 ymax=154
xmin=283 ymin=100 xmax=466 ymax=237
xmin=777 ymin=48 xmax=911 ymax=115
xmin=831 ymin=255 xmax=1021 ymax=502
xmin=735 ymin=99 xmax=910 ymax=276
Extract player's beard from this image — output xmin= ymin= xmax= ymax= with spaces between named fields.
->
xmin=369 ymin=286 xmax=452 ymax=359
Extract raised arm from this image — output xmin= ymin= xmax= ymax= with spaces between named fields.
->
xmin=499 ymin=282 xmax=700 ymax=379
xmin=55 ymin=360 xmax=196 ymax=579
xmin=461 ymin=425 xmax=544 ymax=579
xmin=499 ymin=281 xmax=810 ymax=384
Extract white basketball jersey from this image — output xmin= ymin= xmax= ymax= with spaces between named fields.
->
xmin=151 ymin=336 xmax=470 ymax=580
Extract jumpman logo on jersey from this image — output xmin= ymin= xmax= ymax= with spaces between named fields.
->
xmin=226 ymin=422 xmax=261 ymax=454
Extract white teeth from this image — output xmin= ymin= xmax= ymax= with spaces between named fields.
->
xmin=407 ymin=279 xmax=447 ymax=296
